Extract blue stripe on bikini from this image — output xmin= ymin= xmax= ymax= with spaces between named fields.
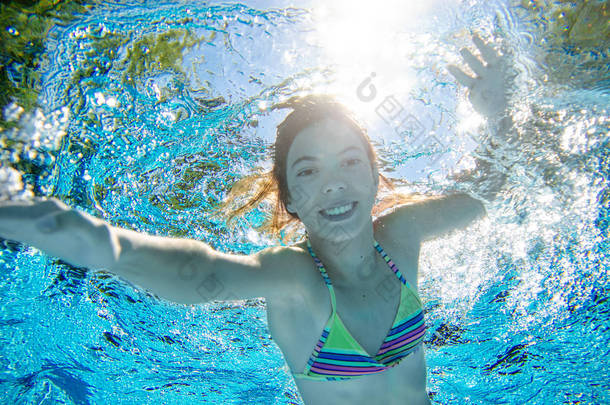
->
xmin=387 ymin=311 xmax=424 ymax=337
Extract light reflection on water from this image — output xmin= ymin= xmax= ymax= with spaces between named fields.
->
xmin=0 ymin=0 xmax=608 ymax=403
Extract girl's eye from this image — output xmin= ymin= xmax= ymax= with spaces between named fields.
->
xmin=296 ymin=158 xmax=361 ymax=177
xmin=297 ymin=168 xmax=315 ymax=177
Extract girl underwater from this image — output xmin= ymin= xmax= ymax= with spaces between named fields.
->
xmin=0 ymin=35 xmax=514 ymax=404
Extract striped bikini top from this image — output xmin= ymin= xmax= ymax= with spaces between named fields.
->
xmin=292 ymin=238 xmax=426 ymax=381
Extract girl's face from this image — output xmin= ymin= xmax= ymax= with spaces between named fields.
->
xmin=285 ymin=118 xmax=379 ymax=242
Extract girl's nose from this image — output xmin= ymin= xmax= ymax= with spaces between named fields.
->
xmin=322 ymin=176 xmax=347 ymax=194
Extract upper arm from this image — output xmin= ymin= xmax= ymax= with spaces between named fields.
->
xmin=112 ymin=228 xmax=293 ymax=305
xmin=205 ymin=245 xmax=294 ymax=303
xmin=379 ymin=193 xmax=486 ymax=243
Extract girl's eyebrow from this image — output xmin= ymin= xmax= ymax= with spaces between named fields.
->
xmin=291 ymin=146 xmax=362 ymax=169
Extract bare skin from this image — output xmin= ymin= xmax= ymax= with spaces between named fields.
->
xmin=0 ymin=35 xmax=509 ymax=404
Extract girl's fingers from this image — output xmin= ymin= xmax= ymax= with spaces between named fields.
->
xmin=472 ymin=34 xmax=500 ymax=65
xmin=447 ymin=65 xmax=476 ymax=88
xmin=459 ymin=48 xmax=487 ymax=77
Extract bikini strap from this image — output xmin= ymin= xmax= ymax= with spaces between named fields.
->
xmin=305 ymin=237 xmax=413 ymax=310
xmin=305 ymin=238 xmax=337 ymax=315
xmin=373 ymin=239 xmax=411 ymax=288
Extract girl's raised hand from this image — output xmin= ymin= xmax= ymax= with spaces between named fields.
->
xmin=447 ymin=34 xmax=514 ymax=118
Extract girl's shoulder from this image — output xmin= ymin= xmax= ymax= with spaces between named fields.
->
xmin=253 ymin=240 xmax=311 ymax=278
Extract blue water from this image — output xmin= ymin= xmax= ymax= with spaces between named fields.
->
xmin=1 ymin=0 xmax=609 ymax=403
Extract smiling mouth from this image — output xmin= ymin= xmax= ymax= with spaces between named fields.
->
xmin=319 ymin=202 xmax=357 ymax=221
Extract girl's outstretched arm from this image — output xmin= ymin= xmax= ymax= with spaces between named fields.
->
xmin=0 ymin=198 xmax=291 ymax=305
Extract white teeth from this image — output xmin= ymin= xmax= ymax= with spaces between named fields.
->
xmin=322 ymin=203 xmax=353 ymax=216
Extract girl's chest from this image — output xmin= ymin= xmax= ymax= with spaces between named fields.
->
xmin=267 ymin=237 xmax=421 ymax=372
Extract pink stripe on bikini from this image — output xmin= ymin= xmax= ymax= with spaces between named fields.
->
xmin=310 ymin=366 xmax=386 ymax=375
xmin=380 ymin=323 xmax=426 ymax=350
xmin=377 ymin=328 xmax=426 ymax=355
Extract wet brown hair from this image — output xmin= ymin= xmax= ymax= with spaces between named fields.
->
xmin=215 ymin=95 xmax=426 ymax=243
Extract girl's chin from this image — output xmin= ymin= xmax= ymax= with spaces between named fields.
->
xmin=305 ymin=220 xmax=366 ymax=243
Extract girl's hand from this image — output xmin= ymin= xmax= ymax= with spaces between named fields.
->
xmin=0 ymin=198 xmax=118 ymax=270
xmin=447 ymin=34 xmax=514 ymax=118
xmin=0 ymin=198 xmax=69 ymax=238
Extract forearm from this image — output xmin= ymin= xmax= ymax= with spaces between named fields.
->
xmin=450 ymin=113 xmax=514 ymax=203
xmin=473 ymin=113 xmax=515 ymax=200
xmin=0 ymin=198 xmax=222 ymax=304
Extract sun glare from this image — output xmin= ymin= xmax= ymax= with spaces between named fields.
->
xmin=308 ymin=0 xmax=445 ymax=122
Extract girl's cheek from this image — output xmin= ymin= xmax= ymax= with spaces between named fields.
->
xmin=288 ymin=183 xmax=318 ymax=211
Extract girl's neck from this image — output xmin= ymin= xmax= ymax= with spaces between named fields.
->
xmin=306 ymin=224 xmax=378 ymax=284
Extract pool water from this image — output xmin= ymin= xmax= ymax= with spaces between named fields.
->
xmin=0 ymin=0 xmax=608 ymax=403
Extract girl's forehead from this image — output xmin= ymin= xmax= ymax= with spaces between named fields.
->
xmin=287 ymin=118 xmax=365 ymax=157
